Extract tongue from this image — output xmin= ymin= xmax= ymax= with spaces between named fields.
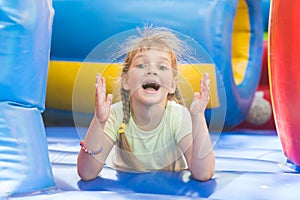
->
xmin=144 ymin=87 xmax=156 ymax=91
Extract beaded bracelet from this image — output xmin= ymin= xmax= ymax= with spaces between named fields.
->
xmin=80 ymin=141 xmax=102 ymax=155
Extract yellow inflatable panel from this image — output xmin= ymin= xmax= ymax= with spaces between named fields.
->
xmin=232 ymin=0 xmax=251 ymax=85
xmin=47 ymin=61 xmax=219 ymax=113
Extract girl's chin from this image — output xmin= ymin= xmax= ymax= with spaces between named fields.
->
xmin=132 ymin=95 xmax=167 ymax=105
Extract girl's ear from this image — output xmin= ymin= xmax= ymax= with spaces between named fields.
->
xmin=122 ymin=74 xmax=130 ymax=90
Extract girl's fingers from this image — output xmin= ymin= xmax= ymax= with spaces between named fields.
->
xmin=194 ymin=92 xmax=200 ymax=100
xmin=101 ymin=76 xmax=106 ymax=94
xmin=205 ymin=79 xmax=210 ymax=92
xmin=106 ymin=93 xmax=113 ymax=105
xmin=95 ymin=73 xmax=101 ymax=90
xmin=95 ymin=74 xmax=106 ymax=94
xmin=204 ymin=72 xmax=209 ymax=79
xmin=95 ymin=74 xmax=104 ymax=103
xmin=95 ymin=73 xmax=112 ymax=105
xmin=200 ymin=73 xmax=210 ymax=93
xmin=201 ymin=91 xmax=210 ymax=101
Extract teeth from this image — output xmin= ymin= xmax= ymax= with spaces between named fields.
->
xmin=142 ymin=82 xmax=160 ymax=90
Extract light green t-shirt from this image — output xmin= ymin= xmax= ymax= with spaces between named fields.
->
xmin=104 ymin=100 xmax=192 ymax=172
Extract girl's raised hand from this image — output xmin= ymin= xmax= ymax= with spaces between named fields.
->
xmin=189 ymin=73 xmax=210 ymax=116
xmin=95 ymin=73 xmax=113 ymax=124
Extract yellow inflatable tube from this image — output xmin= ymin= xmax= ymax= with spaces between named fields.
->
xmin=47 ymin=61 xmax=219 ymax=114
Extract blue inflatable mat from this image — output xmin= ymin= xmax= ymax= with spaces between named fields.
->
xmin=8 ymin=127 xmax=300 ymax=200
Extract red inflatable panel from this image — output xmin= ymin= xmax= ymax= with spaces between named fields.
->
xmin=260 ymin=41 xmax=269 ymax=86
xmin=269 ymin=0 xmax=300 ymax=166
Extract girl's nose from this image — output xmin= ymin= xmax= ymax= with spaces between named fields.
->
xmin=147 ymin=71 xmax=158 ymax=75
xmin=146 ymin=64 xmax=158 ymax=75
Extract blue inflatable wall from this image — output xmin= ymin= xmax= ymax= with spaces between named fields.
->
xmin=0 ymin=0 xmax=55 ymax=195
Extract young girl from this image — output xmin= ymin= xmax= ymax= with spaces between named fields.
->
xmin=77 ymin=26 xmax=215 ymax=181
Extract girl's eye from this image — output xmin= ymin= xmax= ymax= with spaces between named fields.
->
xmin=136 ymin=64 xmax=146 ymax=69
xmin=158 ymin=65 xmax=168 ymax=71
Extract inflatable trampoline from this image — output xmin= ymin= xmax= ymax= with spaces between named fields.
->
xmin=1 ymin=0 xmax=300 ymax=199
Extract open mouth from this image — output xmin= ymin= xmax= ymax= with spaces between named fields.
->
xmin=142 ymin=82 xmax=160 ymax=91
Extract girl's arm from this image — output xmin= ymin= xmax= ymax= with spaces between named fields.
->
xmin=179 ymin=73 xmax=215 ymax=181
xmin=77 ymin=74 xmax=115 ymax=181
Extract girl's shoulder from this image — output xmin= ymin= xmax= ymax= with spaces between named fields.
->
xmin=166 ymin=100 xmax=190 ymax=117
xmin=111 ymin=101 xmax=123 ymax=110
xmin=167 ymin=100 xmax=189 ymax=110
xmin=109 ymin=101 xmax=124 ymax=119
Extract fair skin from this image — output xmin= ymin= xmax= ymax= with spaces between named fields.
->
xmin=77 ymin=49 xmax=215 ymax=181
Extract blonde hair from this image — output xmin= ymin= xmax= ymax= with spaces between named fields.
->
xmin=117 ymin=26 xmax=187 ymax=170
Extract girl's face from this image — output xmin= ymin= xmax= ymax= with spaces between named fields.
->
xmin=123 ymin=48 xmax=176 ymax=107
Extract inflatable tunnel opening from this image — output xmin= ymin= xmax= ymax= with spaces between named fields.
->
xmin=232 ymin=0 xmax=250 ymax=86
